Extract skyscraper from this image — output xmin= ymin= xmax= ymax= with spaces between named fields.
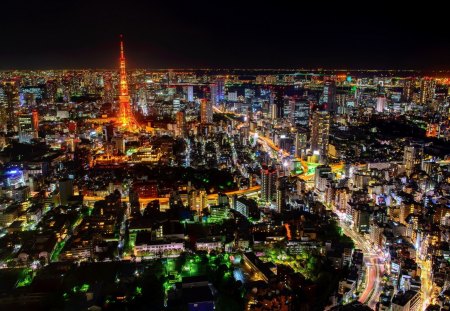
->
xmin=273 ymin=88 xmax=284 ymax=119
xmin=261 ymin=166 xmax=277 ymax=203
xmin=314 ymin=165 xmax=332 ymax=193
xmin=270 ymin=103 xmax=278 ymax=120
xmin=310 ymin=111 xmax=330 ymax=159
xmin=216 ymin=78 xmax=225 ymax=102
xmin=402 ymin=79 xmax=414 ymax=102
xmin=322 ymin=80 xmax=337 ymax=113
xmin=404 ymin=144 xmax=423 ymax=177
xmin=290 ymin=98 xmax=310 ymax=127
xmin=59 ymin=179 xmax=74 ymax=206
xmin=187 ymin=85 xmax=194 ymax=102
xmin=0 ymin=80 xmax=20 ymax=132
xmin=294 ymin=130 xmax=308 ymax=158
xmin=176 ymin=111 xmax=186 ymax=136
xmin=173 ymin=99 xmax=182 ymax=113
xmin=18 ymin=110 xmax=39 ymax=142
xmin=419 ymin=79 xmax=436 ymax=104
xmin=376 ymin=95 xmax=386 ymax=113
xmin=210 ymin=83 xmax=218 ymax=106
xmin=276 ymin=176 xmax=288 ymax=212
xmin=200 ymin=99 xmax=213 ymax=124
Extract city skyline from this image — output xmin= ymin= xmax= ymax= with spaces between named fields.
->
xmin=1 ymin=1 xmax=450 ymax=310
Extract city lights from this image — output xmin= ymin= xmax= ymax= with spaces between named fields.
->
xmin=0 ymin=2 xmax=449 ymax=310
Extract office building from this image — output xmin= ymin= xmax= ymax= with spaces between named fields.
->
xmin=276 ymin=176 xmax=288 ymax=212
xmin=310 ymin=111 xmax=330 ymax=160
xmin=187 ymin=85 xmax=194 ymax=102
xmin=376 ymin=95 xmax=386 ymax=113
xmin=200 ymin=99 xmax=213 ymax=124
xmin=59 ymin=179 xmax=74 ymax=206
xmin=210 ymin=83 xmax=218 ymax=106
xmin=18 ymin=109 xmax=39 ymax=142
xmin=274 ymin=89 xmax=284 ymax=119
xmin=173 ymin=99 xmax=182 ymax=113
xmin=0 ymin=80 xmax=20 ymax=132
xmin=294 ymin=131 xmax=308 ymax=158
xmin=314 ymin=165 xmax=332 ymax=192
xmin=419 ymin=79 xmax=436 ymax=104
xmin=290 ymin=98 xmax=310 ymax=127
xmin=261 ymin=166 xmax=277 ymax=203
xmin=216 ymin=78 xmax=225 ymax=102
xmin=391 ymin=290 xmax=421 ymax=311
xmin=322 ymin=80 xmax=336 ymax=112
xmin=404 ymin=145 xmax=423 ymax=177
xmin=402 ymin=79 xmax=414 ymax=102
xmin=227 ymin=91 xmax=238 ymax=102
xmin=176 ymin=111 xmax=186 ymax=136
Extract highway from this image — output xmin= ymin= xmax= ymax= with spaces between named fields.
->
xmin=249 ymin=127 xmax=386 ymax=309
xmin=338 ymin=216 xmax=384 ymax=310
xmin=83 ymin=185 xmax=261 ymax=208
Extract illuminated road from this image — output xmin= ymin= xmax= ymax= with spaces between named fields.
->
xmin=417 ymin=257 xmax=433 ymax=310
xmin=338 ymin=217 xmax=384 ymax=310
xmin=83 ymin=185 xmax=261 ymax=208
xmin=250 ymin=131 xmax=344 ymax=181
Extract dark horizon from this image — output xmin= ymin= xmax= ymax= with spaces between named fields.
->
xmin=1 ymin=0 xmax=449 ymax=70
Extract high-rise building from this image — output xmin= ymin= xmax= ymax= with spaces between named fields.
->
xmin=111 ymin=135 xmax=126 ymax=154
xmin=173 ymin=99 xmax=182 ymax=113
xmin=273 ymin=88 xmax=284 ymax=119
xmin=187 ymin=85 xmax=194 ymax=102
xmin=18 ymin=110 xmax=39 ymax=142
xmin=404 ymin=144 xmax=423 ymax=177
xmin=310 ymin=111 xmax=330 ymax=159
xmin=270 ymin=103 xmax=278 ymax=120
xmin=376 ymin=95 xmax=386 ymax=113
xmin=129 ymin=188 xmax=141 ymax=217
xmin=200 ymin=99 xmax=213 ymax=124
xmin=217 ymin=193 xmax=229 ymax=206
xmin=294 ymin=131 xmax=308 ymax=158
xmin=419 ymin=79 xmax=436 ymax=104
xmin=0 ymin=86 xmax=6 ymax=131
xmin=216 ymin=78 xmax=225 ymax=102
xmin=210 ymin=83 xmax=218 ymax=106
xmin=188 ymin=189 xmax=207 ymax=211
xmin=276 ymin=176 xmax=288 ymax=212
xmin=314 ymin=165 xmax=332 ymax=192
xmin=402 ymin=79 xmax=414 ymax=102
xmin=290 ymin=98 xmax=310 ymax=127
xmin=32 ymin=109 xmax=39 ymax=135
xmin=284 ymin=98 xmax=292 ymax=119
xmin=391 ymin=290 xmax=421 ymax=311
xmin=322 ymin=80 xmax=337 ymax=112
xmin=0 ymin=80 xmax=20 ymax=132
xmin=59 ymin=179 xmax=74 ymax=206
xmin=176 ymin=111 xmax=186 ymax=136
xmin=261 ymin=166 xmax=277 ymax=203
xmin=227 ymin=91 xmax=238 ymax=102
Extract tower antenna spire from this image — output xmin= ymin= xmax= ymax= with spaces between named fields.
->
xmin=120 ymin=34 xmax=125 ymax=59
xmin=117 ymin=33 xmax=138 ymax=130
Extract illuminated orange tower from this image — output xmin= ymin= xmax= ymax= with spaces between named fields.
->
xmin=118 ymin=35 xmax=138 ymax=129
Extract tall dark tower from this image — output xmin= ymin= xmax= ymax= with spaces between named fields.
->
xmin=1 ymin=80 xmax=19 ymax=132
xmin=118 ymin=35 xmax=139 ymax=130
xmin=261 ymin=166 xmax=277 ymax=203
xmin=274 ymin=88 xmax=284 ymax=119
xmin=322 ymin=80 xmax=336 ymax=113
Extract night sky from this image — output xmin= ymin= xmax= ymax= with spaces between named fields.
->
xmin=1 ymin=0 xmax=448 ymax=70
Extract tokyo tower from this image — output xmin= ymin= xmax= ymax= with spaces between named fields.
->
xmin=118 ymin=35 xmax=138 ymax=130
